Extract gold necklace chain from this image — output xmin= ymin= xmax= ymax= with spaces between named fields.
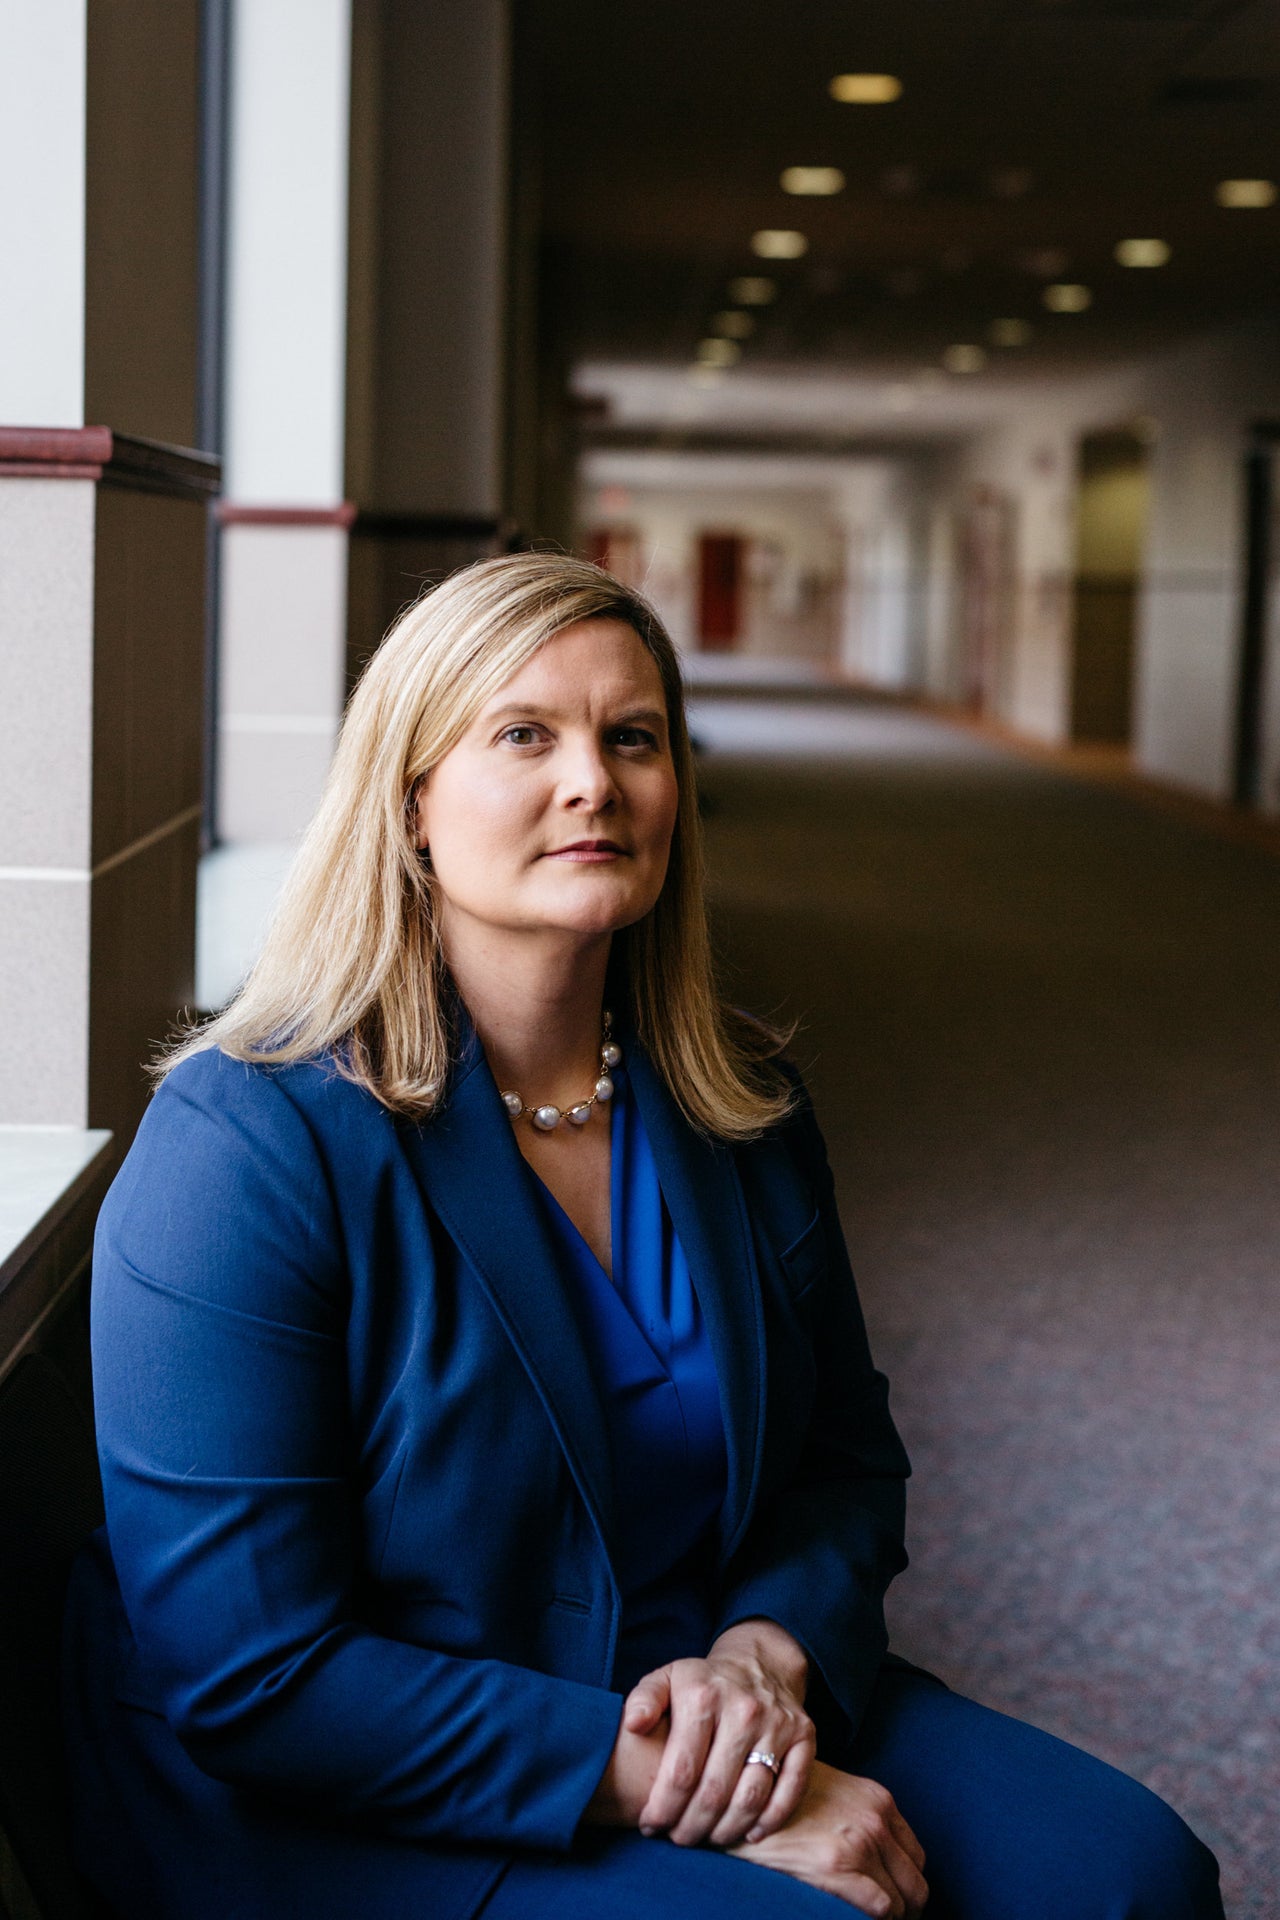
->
xmin=500 ymin=1012 xmax=623 ymax=1133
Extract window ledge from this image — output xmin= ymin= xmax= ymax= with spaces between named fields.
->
xmin=0 ymin=1129 xmax=114 ymax=1296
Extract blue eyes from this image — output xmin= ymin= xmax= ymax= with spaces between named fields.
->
xmin=498 ymin=724 xmax=660 ymax=751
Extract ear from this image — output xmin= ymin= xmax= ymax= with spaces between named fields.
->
xmin=409 ymin=775 xmax=430 ymax=850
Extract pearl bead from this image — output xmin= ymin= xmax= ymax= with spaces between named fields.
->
xmin=532 ymin=1104 xmax=562 ymax=1131
xmin=601 ymin=1042 xmax=622 ymax=1068
xmin=594 ymin=1075 xmax=615 ymax=1103
xmin=501 ymin=1091 xmax=523 ymax=1116
xmin=565 ymin=1102 xmax=593 ymax=1126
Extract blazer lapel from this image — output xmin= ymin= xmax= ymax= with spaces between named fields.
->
xmin=399 ymin=1028 xmax=617 ymax=1565
xmin=626 ymin=1044 xmax=767 ymax=1563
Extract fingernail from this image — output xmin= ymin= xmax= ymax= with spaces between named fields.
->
xmin=746 ymin=1826 xmax=764 ymax=1843
xmin=639 ymin=1825 xmax=656 ymax=1838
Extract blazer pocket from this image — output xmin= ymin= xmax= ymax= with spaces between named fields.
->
xmin=778 ymin=1209 xmax=825 ymax=1303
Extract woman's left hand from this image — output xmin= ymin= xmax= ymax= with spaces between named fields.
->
xmin=625 ymin=1617 xmax=817 ymax=1849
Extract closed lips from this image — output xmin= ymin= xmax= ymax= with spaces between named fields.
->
xmin=546 ymin=841 xmax=627 ymax=855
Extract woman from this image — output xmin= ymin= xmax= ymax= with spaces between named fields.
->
xmin=65 ymin=553 xmax=1223 ymax=1919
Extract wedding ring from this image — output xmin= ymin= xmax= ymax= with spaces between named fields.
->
xmin=744 ymin=1749 xmax=781 ymax=1777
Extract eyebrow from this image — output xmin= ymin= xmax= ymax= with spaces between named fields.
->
xmin=485 ymin=702 xmax=668 ymax=729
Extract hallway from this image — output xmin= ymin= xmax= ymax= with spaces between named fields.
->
xmin=692 ymin=695 xmax=1280 ymax=1920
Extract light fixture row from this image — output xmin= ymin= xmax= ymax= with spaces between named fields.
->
xmin=690 ymin=54 xmax=1274 ymax=381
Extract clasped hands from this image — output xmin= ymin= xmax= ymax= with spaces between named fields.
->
xmin=590 ymin=1618 xmax=927 ymax=1917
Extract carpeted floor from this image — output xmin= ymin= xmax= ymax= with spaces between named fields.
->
xmin=691 ymin=694 xmax=1280 ymax=1920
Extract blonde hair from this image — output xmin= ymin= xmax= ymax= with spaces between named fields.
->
xmin=162 ymin=552 xmax=792 ymax=1139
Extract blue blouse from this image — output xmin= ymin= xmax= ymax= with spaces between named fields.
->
xmin=528 ymin=1067 xmax=728 ymax=1692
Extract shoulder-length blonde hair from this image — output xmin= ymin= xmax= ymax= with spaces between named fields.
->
xmin=162 ymin=551 xmax=792 ymax=1138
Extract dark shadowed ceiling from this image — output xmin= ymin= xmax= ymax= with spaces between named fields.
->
xmin=530 ymin=0 xmax=1280 ymax=380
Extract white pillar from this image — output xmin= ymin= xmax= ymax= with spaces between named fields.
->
xmin=0 ymin=0 xmax=86 ymax=426
xmin=216 ymin=0 xmax=352 ymax=844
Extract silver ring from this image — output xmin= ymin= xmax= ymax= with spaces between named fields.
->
xmin=744 ymin=1749 xmax=781 ymax=1778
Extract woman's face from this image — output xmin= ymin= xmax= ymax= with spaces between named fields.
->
xmin=415 ymin=618 xmax=680 ymax=950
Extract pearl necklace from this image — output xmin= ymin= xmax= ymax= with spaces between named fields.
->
xmin=501 ymin=1014 xmax=622 ymax=1133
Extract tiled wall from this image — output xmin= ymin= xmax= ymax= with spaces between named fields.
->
xmin=0 ymin=465 xmax=210 ymax=1141
xmin=0 ymin=478 xmax=96 ymax=1126
xmin=216 ymin=522 xmax=349 ymax=841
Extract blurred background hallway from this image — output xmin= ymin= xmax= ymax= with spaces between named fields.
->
xmin=692 ymin=686 xmax=1280 ymax=1918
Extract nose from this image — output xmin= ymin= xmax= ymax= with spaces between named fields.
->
xmin=558 ymin=733 xmax=619 ymax=812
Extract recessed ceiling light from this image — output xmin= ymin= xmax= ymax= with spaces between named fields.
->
xmin=713 ymin=310 xmax=755 ymax=339
xmin=751 ymin=229 xmax=808 ymax=259
xmin=781 ymin=165 xmax=846 ymax=197
xmin=1043 ymin=282 xmax=1092 ymax=312
xmin=830 ymin=73 xmax=902 ymax=104
xmin=989 ymin=318 xmax=1032 ymax=346
xmin=943 ymin=344 xmax=986 ymax=373
xmin=1216 ymin=178 xmax=1277 ymax=208
xmin=728 ymin=276 xmax=777 ymax=305
xmin=697 ymin=338 xmax=741 ymax=367
xmin=1115 ymin=238 xmax=1170 ymax=267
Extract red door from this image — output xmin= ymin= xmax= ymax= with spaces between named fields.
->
xmin=698 ymin=534 xmax=743 ymax=649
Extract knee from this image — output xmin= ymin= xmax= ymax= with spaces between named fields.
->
xmin=1099 ymin=1783 xmax=1223 ymax=1920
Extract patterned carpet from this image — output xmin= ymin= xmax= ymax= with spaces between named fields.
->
xmin=692 ymin=695 xmax=1280 ymax=1920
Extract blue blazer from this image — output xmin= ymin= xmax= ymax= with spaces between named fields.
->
xmin=64 ymin=1020 xmax=909 ymax=1920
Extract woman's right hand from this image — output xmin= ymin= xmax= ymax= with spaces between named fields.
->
xmin=729 ymin=1761 xmax=927 ymax=1918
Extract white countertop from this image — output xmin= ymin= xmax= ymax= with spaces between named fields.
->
xmin=0 ymin=1127 xmax=114 ymax=1287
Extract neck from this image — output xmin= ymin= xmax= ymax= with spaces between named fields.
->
xmin=442 ymin=918 xmax=614 ymax=1108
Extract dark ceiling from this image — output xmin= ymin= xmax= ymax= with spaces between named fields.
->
xmin=531 ymin=0 xmax=1280 ymax=381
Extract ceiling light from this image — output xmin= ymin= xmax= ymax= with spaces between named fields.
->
xmin=697 ymin=338 xmax=741 ymax=367
xmin=781 ymin=166 xmax=845 ymax=196
xmin=1216 ymin=178 xmax=1276 ymax=208
xmin=1115 ymin=237 xmax=1170 ymax=267
xmin=830 ymin=73 xmax=902 ymax=104
xmin=729 ymin=276 xmax=777 ymax=305
xmin=1043 ymin=282 xmax=1092 ymax=312
xmin=751 ymin=229 xmax=808 ymax=259
xmin=713 ymin=310 xmax=755 ymax=339
xmin=989 ymin=318 xmax=1032 ymax=346
xmin=943 ymin=344 xmax=986 ymax=373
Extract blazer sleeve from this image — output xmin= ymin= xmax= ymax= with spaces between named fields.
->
xmin=90 ymin=1053 xmax=622 ymax=1851
xmin=713 ymin=1083 xmax=910 ymax=1740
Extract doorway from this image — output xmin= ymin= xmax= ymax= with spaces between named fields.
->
xmin=1070 ymin=429 xmax=1151 ymax=745
xmin=697 ymin=533 xmax=744 ymax=650
xmin=956 ymin=487 xmax=1015 ymax=711
xmin=1233 ymin=422 xmax=1280 ymax=808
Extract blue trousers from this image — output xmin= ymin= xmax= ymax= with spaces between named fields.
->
xmin=479 ymin=1667 xmax=1224 ymax=1920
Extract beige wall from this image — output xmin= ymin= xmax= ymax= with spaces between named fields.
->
xmin=0 ymin=478 xmax=96 ymax=1125
xmin=217 ymin=524 xmax=349 ymax=841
